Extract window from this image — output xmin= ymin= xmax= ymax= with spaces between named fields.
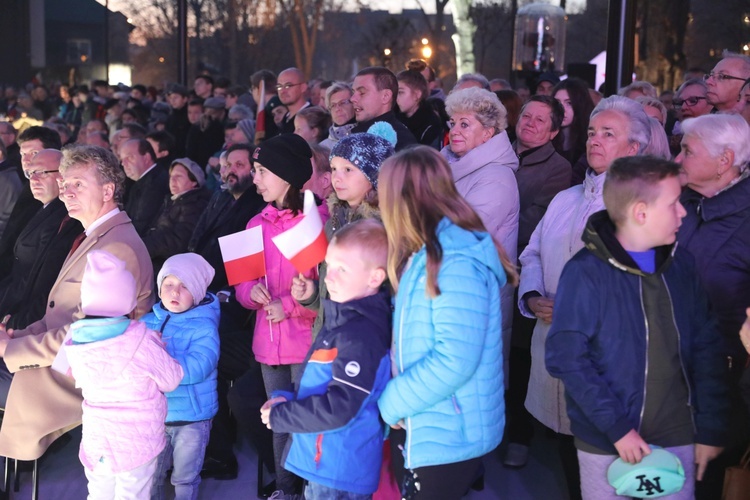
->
xmin=67 ymin=39 xmax=92 ymax=64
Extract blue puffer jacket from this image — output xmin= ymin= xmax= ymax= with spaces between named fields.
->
xmin=141 ymin=294 xmax=220 ymax=423
xmin=378 ymin=218 xmax=507 ymax=469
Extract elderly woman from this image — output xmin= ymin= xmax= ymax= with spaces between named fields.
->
xmin=441 ymin=86 xmax=520 ymax=388
xmin=518 ymin=96 xmax=650 ymax=499
xmin=319 ymin=82 xmax=356 ymax=149
xmin=676 ymin=113 xmax=750 ymax=498
xmin=141 ymin=158 xmax=212 ymax=275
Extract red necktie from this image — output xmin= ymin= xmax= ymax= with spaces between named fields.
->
xmin=67 ymin=232 xmax=87 ymax=259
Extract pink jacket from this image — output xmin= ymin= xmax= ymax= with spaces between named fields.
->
xmin=65 ymin=321 xmax=183 ymax=473
xmin=235 ymin=202 xmax=328 ymax=365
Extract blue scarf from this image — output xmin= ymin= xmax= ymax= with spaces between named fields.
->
xmin=71 ymin=316 xmax=130 ymax=344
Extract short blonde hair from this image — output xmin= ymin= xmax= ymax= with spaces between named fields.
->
xmin=331 ymin=218 xmax=387 ymax=271
xmin=445 ymin=87 xmax=508 ymax=134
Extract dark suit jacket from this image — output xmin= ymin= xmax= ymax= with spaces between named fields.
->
xmin=124 ymin=165 xmax=170 ymax=236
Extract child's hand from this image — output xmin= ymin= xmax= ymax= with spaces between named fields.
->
xmin=614 ymin=429 xmax=651 ymax=464
xmin=260 ymin=396 xmax=288 ymax=429
xmin=695 ymin=444 xmax=723 ymax=481
xmin=528 ymin=296 xmax=554 ymax=324
xmin=250 ymin=283 xmax=272 ymax=306
xmin=291 ymin=274 xmax=314 ymax=302
xmin=390 ymin=419 xmax=405 ymax=430
xmin=739 ymin=307 xmax=750 ymax=355
xmin=264 ymin=300 xmax=286 ymax=323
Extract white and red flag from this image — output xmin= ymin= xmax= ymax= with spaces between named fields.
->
xmin=272 ymin=190 xmax=328 ymax=273
xmin=219 ymin=225 xmax=265 ymax=286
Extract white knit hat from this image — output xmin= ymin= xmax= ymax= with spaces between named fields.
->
xmin=81 ymin=250 xmax=137 ymax=317
xmin=157 ymin=253 xmax=215 ymax=305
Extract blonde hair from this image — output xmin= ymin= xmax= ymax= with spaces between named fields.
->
xmin=379 ymin=146 xmax=518 ymax=297
xmin=331 ymin=218 xmax=387 ymax=271
xmin=445 ymin=87 xmax=508 ymax=134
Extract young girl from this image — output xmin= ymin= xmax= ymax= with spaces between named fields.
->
xmin=551 ymin=78 xmax=595 ymax=185
xmin=376 ymin=146 xmax=518 ymax=499
xmin=292 ymin=122 xmax=396 ymax=338
xmin=235 ymin=134 xmax=327 ymax=497
xmin=396 ymin=70 xmax=444 ymax=149
xmin=65 ymin=250 xmax=183 ymax=499
xmin=141 ymin=253 xmax=220 ymax=500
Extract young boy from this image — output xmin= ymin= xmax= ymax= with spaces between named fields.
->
xmin=261 ymin=219 xmax=391 ymax=499
xmin=140 ymin=253 xmax=220 ymax=500
xmin=545 ymin=156 xmax=729 ymax=499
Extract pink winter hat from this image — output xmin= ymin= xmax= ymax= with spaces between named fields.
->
xmin=81 ymin=250 xmax=137 ymax=317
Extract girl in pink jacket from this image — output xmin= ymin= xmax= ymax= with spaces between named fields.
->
xmin=65 ymin=250 xmax=183 ymax=499
xmin=235 ymin=135 xmax=327 ymax=497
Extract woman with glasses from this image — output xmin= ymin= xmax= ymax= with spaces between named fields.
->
xmin=669 ymin=79 xmax=712 ymax=156
xmin=319 ymin=82 xmax=357 ymax=149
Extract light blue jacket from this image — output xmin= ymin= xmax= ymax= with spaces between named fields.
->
xmin=378 ymin=218 xmax=506 ymax=469
xmin=141 ymin=294 xmax=220 ymax=423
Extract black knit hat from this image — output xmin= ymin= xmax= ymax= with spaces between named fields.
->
xmin=252 ymin=134 xmax=313 ymax=189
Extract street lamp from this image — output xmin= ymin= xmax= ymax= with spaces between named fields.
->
xmin=422 ymin=46 xmax=432 ymax=59
xmin=384 ymin=48 xmax=392 ymax=57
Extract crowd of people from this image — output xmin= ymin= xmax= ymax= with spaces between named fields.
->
xmin=0 ymin=49 xmax=748 ymax=500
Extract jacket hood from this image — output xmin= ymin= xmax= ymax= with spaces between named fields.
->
xmin=433 ymin=217 xmax=508 ymax=288
xmin=325 ymin=192 xmax=381 ymax=233
xmin=441 ymin=131 xmax=518 ymax=181
xmin=582 ymin=210 xmax=675 ymax=276
xmin=66 ymin=320 xmax=152 ymax=384
xmin=150 ymin=292 xmax=220 ymax=327
xmin=322 ymin=288 xmax=391 ymax=345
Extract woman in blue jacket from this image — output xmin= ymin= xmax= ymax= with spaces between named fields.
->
xmin=377 ymin=146 xmax=518 ymax=498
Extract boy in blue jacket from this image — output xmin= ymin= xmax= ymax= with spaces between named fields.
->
xmin=142 ymin=253 xmax=220 ymax=500
xmin=546 ymin=156 xmax=729 ymax=500
xmin=261 ymin=219 xmax=391 ymax=499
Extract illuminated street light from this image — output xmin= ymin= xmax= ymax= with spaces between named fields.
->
xmin=422 ymin=46 xmax=432 ymax=59
xmin=384 ymin=48 xmax=392 ymax=56
xmin=422 ymin=38 xmax=429 ymax=45
xmin=159 ymin=57 xmax=165 ymax=63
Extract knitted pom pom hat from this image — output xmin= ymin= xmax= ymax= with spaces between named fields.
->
xmin=329 ymin=122 xmax=397 ymax=190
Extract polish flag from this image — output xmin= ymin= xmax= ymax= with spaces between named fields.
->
xmin=219 ymin=225 xmax=265 ymax=285
xmin=254 ymin=80 xmax=266 ymax=145
xmin=272 ymin=190 xmax=328 ymax=273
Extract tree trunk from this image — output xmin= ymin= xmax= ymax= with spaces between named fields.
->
xmin=451 ymin=0 xmax=476 ymax=76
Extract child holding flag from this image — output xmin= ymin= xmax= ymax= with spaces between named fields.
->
xmin=292 ymin=122 xmax=396 ymax=338
xmin=235 ymin=134 xmax=328 ymax=497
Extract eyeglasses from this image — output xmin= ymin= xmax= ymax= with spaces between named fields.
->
xmin=275 ymin=82 xmax=303 ymax=91
xmin=704 ymin=72 xmax=747 ymax=83
xmin=23 ymin=169 xmax=59 ymax=180
xmin=329 ymin=99 xmax=351 ymax=111
xmin=673 ymin=96 xmax=706 ymax=108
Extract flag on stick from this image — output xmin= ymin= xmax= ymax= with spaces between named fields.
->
xmin=219 ymin=225 xmax=265 ymax=285
xmin=255 ymin=80 xmax=266 ymax=145
xmin=272 ymin=190 xmax=328 ymax=273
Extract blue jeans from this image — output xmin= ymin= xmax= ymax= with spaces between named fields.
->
xmin=151 ymin=420 xmax=212 ymax=500
xmin=304 ymin=482 xmax=373 ymax=500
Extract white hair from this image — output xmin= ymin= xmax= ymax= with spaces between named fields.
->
xmin=445 ymin=87 xmax=508 ymax=133
xmin=590 ymin=95 xmax=652 ymax=154
xmin=642 ymin=118 xmax=671 ymax=160
xmin=681 ymin=113 xmax=750 ymax=170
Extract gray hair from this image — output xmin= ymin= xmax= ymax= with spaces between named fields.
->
xmin=590 ymin=95 xmax=652 ymax=154
xmin=636 ymin=96 xmax=667 ymax=125
xmin=642 ymin=118 xmax=671 ymax=160
xmin=618 ymin=81 xmax=657 ymax=99
xmin=681 ymin=113 xmax=750 ymax=171
xmin=453 ymin=73 xmax=491 ymax=91
xmin=60 ymin=145 xmax=127 ymax=205
xmin=676 ymin=78 xmax=707 ymax=96
xmin=445 ymin=87 xmax=508 ymax=133
xmin=721 ymin=50 xmax=750 ymax=76
xmin=228 ymin=104 xmax=253 ymax=121
xmin=324 ymin=82 xmax=352 ymax=109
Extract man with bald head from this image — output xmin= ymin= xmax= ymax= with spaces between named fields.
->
xmin=705 ymin=51 xmax=750 ymax=113
xmin=0 ymin=150 xmax=83 ymax=330
xmin=120 ymin=138 xmax=169 ymax=235
xmin=277 ymin=67 xmax=310 ymax=134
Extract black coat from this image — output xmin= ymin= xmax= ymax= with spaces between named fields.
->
xmin=142 ymin=188 xmax=212 ymax=275
xmin=166 ymin=106 xmax=191 ymax=157
xmin=0 ymin=200 xmax=83 ymax=330
xmin=188 ymin=188 xmax=265 ymax=292
xmin=0 ymin=184 xmax=41 ymax=281
xmin=185 ymin=120 xmax=225 ymax=170
xmin=124 ymin=165 xmax=171 ymax=236
xmin=397 ymin=102 xmax=445 ymax=150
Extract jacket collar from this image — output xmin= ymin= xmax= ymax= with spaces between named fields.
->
xmin=683 ymin=171 xmax=750 ymax=222
xmin=582 ymin=210 xmax=675 ymax=276
xmin=583 ymin=168 xmax=607 ymax=201
xmin=442 ymin=131 xmax=517 ymax=180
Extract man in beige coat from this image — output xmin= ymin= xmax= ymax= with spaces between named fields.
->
xmin=0 ymin=145 xmax=155 ymax=460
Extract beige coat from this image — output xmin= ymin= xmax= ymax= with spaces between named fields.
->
xmin=0 ymin=211 xmax=154 ymax=460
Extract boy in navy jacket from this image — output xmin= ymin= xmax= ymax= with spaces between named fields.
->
xmin=261 ymin=219 xmax=391 ymax=498
xmin=546 ymin=156 xmax=729 ymax=499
